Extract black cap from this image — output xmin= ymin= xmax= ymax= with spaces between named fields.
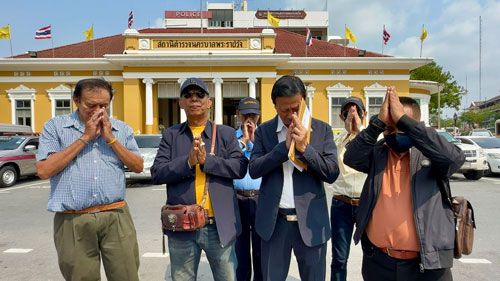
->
xmin=180 ymin=78 xmax=209 ymax=96
xmin=238 ymin=97 xmax=261 ymax=115
xmin=341 ymin=96 xmax=365 ymax=112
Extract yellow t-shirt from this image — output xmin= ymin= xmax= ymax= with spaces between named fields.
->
xmin=190 ymin=126 xmax=214 ymax=217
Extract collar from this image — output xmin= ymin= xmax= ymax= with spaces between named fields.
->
xmin=236 ymin=127 xmax=243 ymax=138
xmin=62 ymin=110 xmax=119 ymax=132
xmin=276 ymin=116 xmax=287 ymax=133
xmin=180 ymin=120 xmax=213 ymax=139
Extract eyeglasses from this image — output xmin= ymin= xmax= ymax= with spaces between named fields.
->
xmin=182 ymin=91 xmax=207 ymax=99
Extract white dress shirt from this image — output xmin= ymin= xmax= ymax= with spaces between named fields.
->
xmin=276 ymin=117 xmax=295 ymax=208
xmin=331 ymin=131 xmax=367 ymax=198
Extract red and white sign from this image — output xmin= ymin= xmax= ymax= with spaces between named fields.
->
xmin=165 ymin=11 xmax=212 ymax=19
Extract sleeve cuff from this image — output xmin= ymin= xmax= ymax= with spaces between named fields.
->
xmin=396 ymin=114 xmax=419 ymax=132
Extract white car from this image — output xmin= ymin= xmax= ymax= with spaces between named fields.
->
xmin=457 ymin=136 xmax=500 ymax=175
xmin=437 ymin=131 xmax=488 ymax=180
xmin=125 ymin=134 xmax=162 ymax=180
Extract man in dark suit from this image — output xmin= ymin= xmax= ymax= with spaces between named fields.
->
xmin=249 ymin=75 xmax=339 ymax=281
xmin=151 ymin=78 xmax=248 ymax=281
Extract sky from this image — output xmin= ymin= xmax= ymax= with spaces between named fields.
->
xmin=1 ymin=0 xmax=498 ymax=118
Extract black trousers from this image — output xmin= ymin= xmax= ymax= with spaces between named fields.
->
xmin=361 ymin=234 xmax=453 ymax=281
xmin=261 ymin=212 xmax=326 ymax=281
xmin=235 ymin=194 xmax=262 ymax=281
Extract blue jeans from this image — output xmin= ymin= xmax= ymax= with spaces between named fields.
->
xmin=330 ymin=197 xmax=358 ymax=281
xmin=167 ymin=224 xmax=237 ymax=281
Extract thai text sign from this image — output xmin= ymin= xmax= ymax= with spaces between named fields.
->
xmin=152 ymin=39 xmax=249 ymax=49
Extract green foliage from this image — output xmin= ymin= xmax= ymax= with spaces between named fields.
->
xmin=460 ymin=108 xmax=498 ymax=128
xmin=410 ymin=62 xmax=464 ymax=114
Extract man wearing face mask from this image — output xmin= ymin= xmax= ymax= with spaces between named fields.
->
xmin=330 ymin=97 xmax=367 ymax=281
xmin=234 ymin=97 xmax=263 ymax=281
xmin=344 ymin=87 xmax=465 ymax=281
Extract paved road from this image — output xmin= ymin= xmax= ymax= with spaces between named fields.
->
xmin=0 ymin=174 xmax=498 ymax=280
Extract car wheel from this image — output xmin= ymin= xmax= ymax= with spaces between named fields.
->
xmin=0 ymin=166 xmax=18 ymax=188
xmin=485 ymin=163 xmax=493 ymax=177
xmin=463 ymin=170 xmax=483 ymax=180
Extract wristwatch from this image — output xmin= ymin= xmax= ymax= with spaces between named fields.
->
xmin=369 ymin=115 xmax=387 ymax=131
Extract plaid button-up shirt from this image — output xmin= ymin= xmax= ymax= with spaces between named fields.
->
xmin=37 ymin=111 xmax=140 ymax=212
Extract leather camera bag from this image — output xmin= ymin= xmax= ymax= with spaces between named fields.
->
xmin=438 ymin=179 xmax=476 ymax=259
xmin=452 ymin=196 xmax=475 ymax=258
xmin=161 ymin=123 xmax=217 ymax=234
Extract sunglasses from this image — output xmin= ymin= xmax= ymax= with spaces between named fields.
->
xmin=182 ymin=91 xmax=207 ymax=99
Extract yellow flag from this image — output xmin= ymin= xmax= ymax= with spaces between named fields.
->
xmin=267 ymin=12 xmax=280 ymax=28
xmin=420 ymin=25 xmax=428 ymax=42
xmin=84 ymin=25 xmax=94 ymax=41
xmin=345 ymin=26 xmax=357 ymax=44
xmin=0 ymin=25 xmax=11 ymax=40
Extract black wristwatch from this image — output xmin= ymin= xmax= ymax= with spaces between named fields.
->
xmin=369 ymin=115 xmax=387 ymax=131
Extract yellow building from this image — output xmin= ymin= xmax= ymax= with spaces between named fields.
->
xmin=0 ymin=27 xmax=437 ymax=134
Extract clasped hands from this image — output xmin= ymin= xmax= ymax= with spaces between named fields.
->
xmin=286 ymin=113 xmax=308 ymax=153
xmin=188 ymin=135 xmax=206 ymax=167
xmin=378 ymin=86 xmax=406 ymax=133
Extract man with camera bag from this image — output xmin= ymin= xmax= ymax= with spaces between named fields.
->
xmin=151 ymin=78 xmax=248 ymax=281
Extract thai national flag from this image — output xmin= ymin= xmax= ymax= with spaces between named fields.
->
xmin=306 ymin=28 xmax=313 ymax=47
xmin=35 ymin=25 xmax=51 ymax=39
xmin=128 ymin=11 xmax=134 ymax=29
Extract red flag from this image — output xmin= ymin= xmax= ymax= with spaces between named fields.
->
xmin=383 ymin=25 xmax=391 ymax=45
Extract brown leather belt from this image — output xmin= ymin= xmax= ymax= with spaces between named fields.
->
xmin=333 ymin=195 xmax=360 ymax=206
xmin=62 ymin=201 xmax=126 ymax=214
xmin=377 ymin=247 xmax=419 ymax=260
xmin=236 ymin=189 xmax=260 ymax=197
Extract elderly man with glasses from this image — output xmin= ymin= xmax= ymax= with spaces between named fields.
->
xmin=151 ymin=78 xmax=248 ymax=281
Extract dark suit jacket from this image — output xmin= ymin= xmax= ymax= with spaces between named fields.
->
xmin=249 ymin=116 xmax=339 ymax=247
xmin=151 ymin=121 xmax=248 ymax=246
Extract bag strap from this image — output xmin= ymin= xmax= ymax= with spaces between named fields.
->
xmin=437 ymin=177 xmax=454 ymax=209
xmin=200 ymin=122 xmax=217 ymax=207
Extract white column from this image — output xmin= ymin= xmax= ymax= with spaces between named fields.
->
xmin=213 ymin=78 xmax=223 ymax=124
xmin=142 ymin=78 xmax=155 ymax=127
xmin=306 ymin=86 xmax=316 ymax=116
xmin=177 ymin=78 xmax=187 ymax=123
xmin=421 ymin=100 xmax=430 ymax=126
xmin=247 ymin=77 xmax=257 ymax=98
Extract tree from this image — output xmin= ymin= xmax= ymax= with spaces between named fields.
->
xmin=460 ymin=109 xmax=495 ymax=129
xmin=410 ymin=61 xmax=464 ymax=114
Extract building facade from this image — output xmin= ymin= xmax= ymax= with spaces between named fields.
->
xmin=1 ymin=26 xmax=435 ymax=135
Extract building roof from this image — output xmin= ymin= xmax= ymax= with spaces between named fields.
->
xmin=12 ymin=28 xmax=386 ymax=59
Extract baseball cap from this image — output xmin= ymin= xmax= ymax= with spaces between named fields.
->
xmin=238 ymin=97 xmax=261 ymax=115
xmin=341 ymin=96 xmax=365 ymax=113
xmin=180 ymin=78 xmax=209 ymax=96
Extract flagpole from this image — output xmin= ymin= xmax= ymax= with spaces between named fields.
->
xmin=92 ymin=24 xmax=95 ymax=58
xmin=8 ymin=25 xmax=13 ymax=57
xmin=381 ymin=25 xmax=385 ymax=55
xmin=419 ymin=24 xmax=423 ymax=57
xmin=51 ymin=24 xmax=55 ymax=58
xmin=344 ymin=24 xmax=346 ymax=57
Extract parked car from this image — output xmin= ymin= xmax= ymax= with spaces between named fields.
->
xmin=0 ymin=135 xmax=39 ymax=187
xmin=125 ymin=134 xmax=162 ymax=180
xmin=0 ymin=123 xmax=33 ymax=136
xmin=469 ymin=129 xmax=494 ymax=137
xmin=457 ymin=136 xmax=500 ymax=176
xmin=437 ymin=130 xmax=488 ymax=180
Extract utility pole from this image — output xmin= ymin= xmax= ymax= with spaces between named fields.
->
xmin=479 ymin=16 xmax=482 ymax=101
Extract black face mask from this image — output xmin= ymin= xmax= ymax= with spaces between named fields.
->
xmin=385 ymin=133 xmax=414 ymax=153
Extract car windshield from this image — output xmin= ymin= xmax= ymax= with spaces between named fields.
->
xmin=471 ymin=130 xmax=492 ymax=137
xmin=437 ymin=131 xmax=459 ymax=143
xmin=0 ymin=136 xmax=26 ymax=150
xmin=134 ymin=135 xmax=162 ymax=148
xmin=470 ymin=137 xmax=500 ymax=149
